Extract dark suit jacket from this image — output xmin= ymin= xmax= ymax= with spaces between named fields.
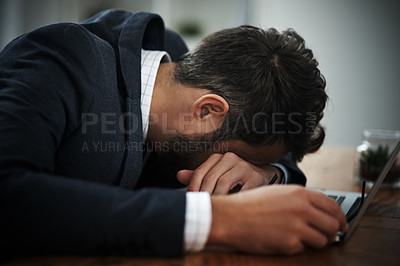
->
xmin=0 ymin=10 xmax=306 ymax=257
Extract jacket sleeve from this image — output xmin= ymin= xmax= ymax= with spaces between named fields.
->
xmin=0 ymin=23 xmax=185 ymax=258
xmin=164 ymin=29 xmax=189 ymax=61
xmin=275 ymin=156 xmax=307 ymax=186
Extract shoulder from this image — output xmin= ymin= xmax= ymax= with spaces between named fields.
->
xmin=0 ymin=22 xmax=114 ymax=125
xmin=1 ymin=22 xmax=111 ymax=70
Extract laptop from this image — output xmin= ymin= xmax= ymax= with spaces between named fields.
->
xmin=312 ymin=139 xmax=400 ymax=242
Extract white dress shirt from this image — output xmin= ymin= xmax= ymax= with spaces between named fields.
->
xmin=140 ymin=49 xmax=212 ymax=252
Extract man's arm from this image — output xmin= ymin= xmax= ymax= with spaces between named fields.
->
xmin=208 ymin=185 xmax=348 ymax=254
xmin=0 ymin=23 xmax=186 ymax=257
xmin=177 ymin=152 xmax=306 ymax=194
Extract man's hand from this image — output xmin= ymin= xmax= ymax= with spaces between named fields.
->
xmin=176 ymin=152 xmax=281 ymax=194
xmin=208 ymin=185 xmax=348 ymax=255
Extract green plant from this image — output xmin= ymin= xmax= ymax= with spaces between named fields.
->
xmin=359 ymin=144 xmax=389 ymax=167
xmin=358 ymin=144 xmax=400 ymax=183
xmin=177 ymin=20 xmax=203 ymax=37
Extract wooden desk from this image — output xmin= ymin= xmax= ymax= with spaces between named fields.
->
xmin=5 ymin=146 xmax=400 ymax=266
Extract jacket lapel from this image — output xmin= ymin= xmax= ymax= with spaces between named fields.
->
xmin=117 ymin=12 xmax=165 ymax=189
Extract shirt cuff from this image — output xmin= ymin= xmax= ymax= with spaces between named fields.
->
xmin=269 ymin=163 xmax=288 ymax=184
xmin=184 ymin=192 xmax=212 ymax=252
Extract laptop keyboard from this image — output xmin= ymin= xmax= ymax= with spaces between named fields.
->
xmin=327 ymin=195 xmax=346 ymax=206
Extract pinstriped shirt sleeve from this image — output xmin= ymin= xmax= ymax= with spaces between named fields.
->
xmin=184 ymin=192 xmax=212 ymax=252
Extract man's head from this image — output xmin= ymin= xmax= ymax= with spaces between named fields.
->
xmin=149 ymin=26 xmax=327 ymax=171
xmin=173 ymin=26 xmax=327 ymax=161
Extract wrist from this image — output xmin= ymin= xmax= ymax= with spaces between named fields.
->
xmin=207 ymin=195 xmax=235 ymax=247
xmin=259 ymin=165 xmax=283 ymax=184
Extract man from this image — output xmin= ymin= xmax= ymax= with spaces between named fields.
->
xmin=0 ymin=10 xmax=347 ymax=257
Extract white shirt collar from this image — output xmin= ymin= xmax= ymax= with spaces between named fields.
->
xmin=140 ymin=49 xmax=171 ymax=142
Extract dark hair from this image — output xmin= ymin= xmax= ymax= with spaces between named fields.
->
xmin=174 ymin=26 xmax=327 ymax=162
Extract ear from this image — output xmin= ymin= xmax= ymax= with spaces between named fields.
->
xmin=191 ymin=94 xmax=229 ymax=133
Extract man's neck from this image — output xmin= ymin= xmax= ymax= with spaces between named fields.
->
xmin=147 ymin=63 xmax=181 ymax=143
xmin=150 ymin=63 xmax=176 ymax=118
xmin=147 ymin=63 xmax=210 ymax=144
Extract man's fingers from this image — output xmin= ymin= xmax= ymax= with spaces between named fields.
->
xmin=199 ymin=154 xmax=239 ymax=193
xmin=240 ymin=170 xmax=269 ymax=192
xmin=308 ymin=191 xmax=348 ymax=233
xmin=176 ymin=170 xmax=194 ymax=185
xmin=212 ymin=167 xmax=247 ymax=195
xmin=300 ymin=225 xmax=329 ymax=250
xmin=187 ymin=154 xmax=222 ymax=192
xmin=306 ymin=206 xmax=343 ymax=243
